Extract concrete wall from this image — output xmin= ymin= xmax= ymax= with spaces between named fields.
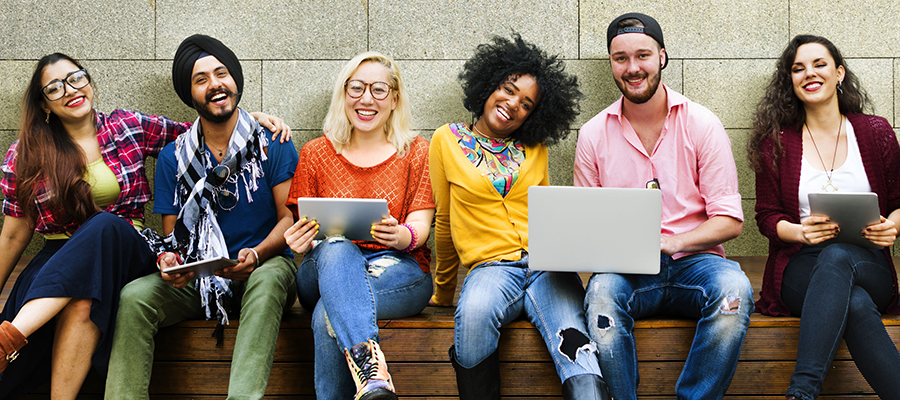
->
xmin=2 ymin=0 xmax=899 ymax=257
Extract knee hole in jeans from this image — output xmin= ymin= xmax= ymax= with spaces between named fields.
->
xmin=557 ymin=327 xmax=597 ymax=363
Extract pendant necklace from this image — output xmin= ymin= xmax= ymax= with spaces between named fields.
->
xmin=805 ymin=116 xmax=843 ymax=192
xmin=202 ymin=126 xmax=225 ymax=157
xmin=211 ymin=144 xmax=224 ymax=157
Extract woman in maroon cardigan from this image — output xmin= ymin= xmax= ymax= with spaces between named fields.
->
xmin=748 ymin=35 xmax=900 ymax=399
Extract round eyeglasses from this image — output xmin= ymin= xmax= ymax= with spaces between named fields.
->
xmin=42 ymin=69 xmax=91 ymax=101
xmin=211 ymin=164 xmax=238 ymax=211
xmin=345 ymin=80 xmax=392 ymax=100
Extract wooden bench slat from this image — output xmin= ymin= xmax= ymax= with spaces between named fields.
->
xmin=116 ymin=359 xmax=877 ymax=396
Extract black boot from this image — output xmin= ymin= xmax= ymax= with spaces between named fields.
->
xmin=562 ymin=374 xmax=612 ymax=400
xmin=449 ymin=345 xmax=501 ymax=400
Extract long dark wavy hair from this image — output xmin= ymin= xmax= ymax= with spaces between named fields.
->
xmin=748 ymin=35 xmax=870 ymax=173
xmin=459 ymin=33 xmax=582 ymax=147
xmin=16 ymin=53 xmax=99 ymax=226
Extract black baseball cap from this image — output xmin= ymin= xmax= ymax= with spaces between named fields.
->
xmin=607 ymin=12 xmax=668 ymax=69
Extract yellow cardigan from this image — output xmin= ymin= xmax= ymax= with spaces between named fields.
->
xmin=429 ymin=123 xmax=549 ymax=305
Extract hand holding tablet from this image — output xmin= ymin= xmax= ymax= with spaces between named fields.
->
xmin=295 ymin=197 xmax=389 ymax=240
xmin=808 ymin=192 xmax=882 ymax=249
xmin=162 ymin=257 xmax=239 ymax=279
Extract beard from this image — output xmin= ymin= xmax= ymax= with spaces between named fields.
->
xmin=615 ymin=70 xmax=661 ymax=104
xmin=192 ymin=87 xmax=242 ymax=124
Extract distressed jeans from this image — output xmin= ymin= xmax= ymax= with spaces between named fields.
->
xmin=105 ymin=255 xmax=297 ymax=400
xmin=296 ymin=236 xmax=432 ymax=400
xmin=782 ymin=244 xmax=900 ymax=400
xmin=585 ymin=253 xmax=753 ymax=400
xmin=453 ymin=255 xmax=603 ymax=382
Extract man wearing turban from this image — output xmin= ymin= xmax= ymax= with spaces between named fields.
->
xmin=105 ymin=34 xmax=300 ymax=400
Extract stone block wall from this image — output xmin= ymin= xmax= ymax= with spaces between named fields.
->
xmin=1 ymin=0 xmax=898 ymax=257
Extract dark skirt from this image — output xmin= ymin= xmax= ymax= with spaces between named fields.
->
xmin=0 ymin=212 xmax=156 ymax=398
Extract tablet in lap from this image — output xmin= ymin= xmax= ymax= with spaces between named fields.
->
xmin=162 ymin=257 xmax=238 ymax=278
xmin=808 ymin=192 xmax=882 ymax=250
xmin=296 ymin=197 xmax=389 ymax=241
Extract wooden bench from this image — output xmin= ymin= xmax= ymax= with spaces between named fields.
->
xmin=5 ymin=256 xmax=899 ymax=399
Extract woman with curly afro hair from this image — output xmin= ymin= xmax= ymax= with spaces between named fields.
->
xmin=428 ymin=33 xmax=611 ymax=399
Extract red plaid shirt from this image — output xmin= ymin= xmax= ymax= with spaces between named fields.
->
xmin=1 ymin=110 xmax=191 ymax=235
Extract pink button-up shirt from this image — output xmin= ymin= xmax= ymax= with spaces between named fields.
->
xmin=574 ymin=85 xmax=742 ymax=259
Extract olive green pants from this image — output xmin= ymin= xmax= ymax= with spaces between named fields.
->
xmin=105 ymin=255 xmax=297 ymax=400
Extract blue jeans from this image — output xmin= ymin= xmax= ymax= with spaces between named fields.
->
xmin=585 ymin=253 xmax=753 ymax=400
xmin=453 ymin=255 xmax=603 ymax=382
xmin=296 ymin=236 xmax=433 ymax=400
xmin=782 ymin=244 xmax=900 ymax=400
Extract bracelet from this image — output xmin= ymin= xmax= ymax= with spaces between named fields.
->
xmin=247 ymin=248 xmax=260 ymax=268
xmin=400 ymin=223 xmax=418 ymax=253
xmin=156 ymin=252 xmax=182 ymax=270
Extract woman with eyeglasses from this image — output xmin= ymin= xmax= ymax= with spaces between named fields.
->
xmin=749 ymin=35 xmax=900 ymax=399
xmin=283 ymin=52 xmax=433 ymax=400
xmin=429 ymin=34 xmax=610 ymax=399
xmin=0 ymin=53 xmax=289 ymax=398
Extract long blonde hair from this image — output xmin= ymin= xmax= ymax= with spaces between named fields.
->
xmin=323 ymin=52 xmax=415 ymax=157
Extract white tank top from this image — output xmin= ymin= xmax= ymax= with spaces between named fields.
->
xmin=798 ymin=120 xmax=871 ymax=219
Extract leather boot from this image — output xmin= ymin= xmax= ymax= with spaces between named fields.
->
xmin=449 ymin=345 xmax=500 ymax=400
xmin=562 ymin=374 xmax=612 ymax=400
xmin=0 ymin=321 xmax=27 ymax=374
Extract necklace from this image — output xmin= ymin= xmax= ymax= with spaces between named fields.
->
xmin=201 ymin=127 xmax=226 ymax=157
xmin=805 ymin=116 xmax=843 ymax=192
xmin=471 ymin=122 xmax=509 ymax=142
xmin=210 ymin=142 xmax=225 ymax=157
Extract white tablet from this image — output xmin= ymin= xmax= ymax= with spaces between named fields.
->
xmin=162 ymin=257 xmax=238 ymax=278
xmin=296 ymin=197 xmax=389 ymax=241
xmin=808 ymin=192 xmax=882 ymax=249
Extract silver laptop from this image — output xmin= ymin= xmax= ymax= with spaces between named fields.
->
xmin=295 ymin=197 xmax=389 ymax=241
xmin=528 ymin=186 xmax=661 ymax=274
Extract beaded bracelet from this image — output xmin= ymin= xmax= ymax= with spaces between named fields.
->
xmin=400 ymin=223 xmax=418 ymax=253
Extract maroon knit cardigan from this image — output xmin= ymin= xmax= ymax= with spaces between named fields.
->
xmin=754 ymin=113 xmax=900 ymax=316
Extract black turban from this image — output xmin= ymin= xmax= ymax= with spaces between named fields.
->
xmin=172 ymin=34 xmax=244 ymax=108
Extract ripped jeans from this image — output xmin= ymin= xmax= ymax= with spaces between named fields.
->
xmin=453 ymin=255 xmax=603 ymax=382
xmin=585 ymin=253 xmax=753 ymax=400
xmin=296 ymin=236 xmax=433 ymax=400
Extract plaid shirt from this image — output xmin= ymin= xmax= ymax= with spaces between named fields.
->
xmin=1 ymin=110 xmax=191 ymax=235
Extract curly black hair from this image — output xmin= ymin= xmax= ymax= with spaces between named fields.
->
xmin=459 ymin=33 xmax=582 ymax=147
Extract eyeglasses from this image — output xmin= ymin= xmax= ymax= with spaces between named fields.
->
xmin=41 ymin=69 xmax=91 ymax=101
xmin=345 ymin=80 xmax=392 ymax=100
xmin=211 ymin=165 xmax=238 ymax=211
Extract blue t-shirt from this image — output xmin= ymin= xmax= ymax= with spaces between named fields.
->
xmin=154 ymin=128 xmax=298 ymax=259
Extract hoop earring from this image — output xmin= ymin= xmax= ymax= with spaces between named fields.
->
xmin=837 ymin=81 xmax=844 ymax=95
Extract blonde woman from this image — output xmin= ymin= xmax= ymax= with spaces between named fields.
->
xmin=284 ymin=52 xmax=433 ymax=400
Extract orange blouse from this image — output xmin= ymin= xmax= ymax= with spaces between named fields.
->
xmin=286 ymin=135 xmax=435 ymax=272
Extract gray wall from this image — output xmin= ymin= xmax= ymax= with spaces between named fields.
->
xmin=2 ymin=0 xmax=899 ymax=257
